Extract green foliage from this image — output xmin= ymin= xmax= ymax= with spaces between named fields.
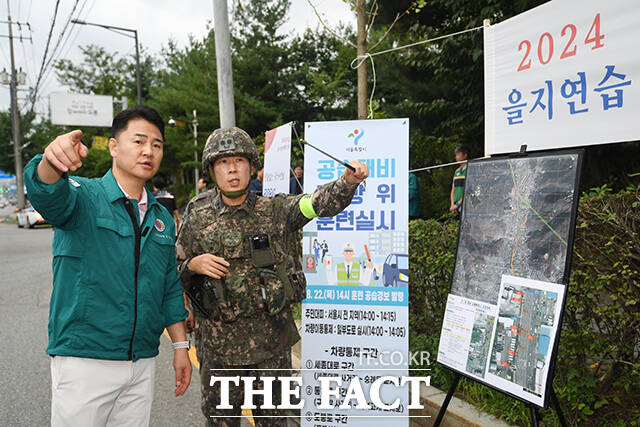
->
xmin=0 ymin=110 xmax=13 ymax=172
xmin=409 ymin=181 xmax=640 ymax=424
xmin=55 ymin=44 xmax=160 ymax=105
xmin=55 ymin=45 xmax=130 ymax=99
xmin=0 ymin=110 xmax=68 ymax=174
xmin=73 ymin=148 xmax=112 ymax=179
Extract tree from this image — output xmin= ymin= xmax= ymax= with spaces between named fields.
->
xmin=55 ymin=44 xmax=161 ymax=107
xmin=361 ymin=0 xmax=548 ymax=217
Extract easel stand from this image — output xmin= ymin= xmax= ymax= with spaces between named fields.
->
xmin=432 ymin=373 xmax=567 ymax=427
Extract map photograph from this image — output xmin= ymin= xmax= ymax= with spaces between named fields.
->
xmin=487 ymin=279 xmax=561 ymax=396
xmin=450 ymin=154 xmax=580 ymax=305
xmin=465 ymin=311 xmax=495 ymax=378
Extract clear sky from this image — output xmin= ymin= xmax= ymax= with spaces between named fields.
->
xmin=0 ymin=0 xmax=355 ymax=115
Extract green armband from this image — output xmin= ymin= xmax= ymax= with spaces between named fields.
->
xmin=299 ymin=194 xmax=318 ymax=219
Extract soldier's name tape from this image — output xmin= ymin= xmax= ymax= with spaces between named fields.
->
xmin=207 ymin=375 xmax=431 ymax=411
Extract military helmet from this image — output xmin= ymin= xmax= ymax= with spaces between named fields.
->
xmin=202 ymin=127 xmax=261 ymax=171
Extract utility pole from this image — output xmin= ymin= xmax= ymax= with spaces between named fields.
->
xmin=134 ymin=30 xmax=142 ymax=105
xmin=356 ymin=0 xmax=367 ymax=120
xmin=7 ymin=0 xmax=25 ymax=209
xmin=212 ymin=0 xmax=236 ymax=128
xmin=192 ymin=110 xmax=199 ymax=196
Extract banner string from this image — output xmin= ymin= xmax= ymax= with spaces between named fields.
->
xmin=351 ymin=25 xmax=485 ymax=119
xmin=410 ymin=160 xmax=468 ymax=173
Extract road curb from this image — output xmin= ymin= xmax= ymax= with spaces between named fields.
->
xmin=410 ymin=382 xmax=514 ymax=427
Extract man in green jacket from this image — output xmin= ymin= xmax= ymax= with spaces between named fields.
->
xmin=24 ymin=106 xmax=191 ymax=426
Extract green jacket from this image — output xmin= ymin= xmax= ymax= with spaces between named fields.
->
xmin=24 ymin=155 xmax=187 ymax=361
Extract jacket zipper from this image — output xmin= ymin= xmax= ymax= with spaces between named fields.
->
xmin=123 ymin=199 xmax=141 ymax=361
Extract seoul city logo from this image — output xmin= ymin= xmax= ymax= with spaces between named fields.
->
xmin=154 ymin=219 xmax=165 ymax=233
xmin=347 ymin=128 xmax=364 ymax=145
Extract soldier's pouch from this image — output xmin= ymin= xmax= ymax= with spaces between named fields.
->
xmin=221 ymin=274 xmax=254 ymax=321
xmin=200 ymin=280 xmax=222 ymax=321
xmin=222 ymin=231 xmax=245 ymax=259
xmin=288 ymin=271 xmax=307 ymax=303
xmin=258 ymin=269 xmax=287 ymax=316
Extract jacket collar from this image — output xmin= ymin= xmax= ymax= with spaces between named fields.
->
xmin=100 ymin=169 xmax=160 ymax=209
xmin=212 ymin=189 xmax=257 ymax=216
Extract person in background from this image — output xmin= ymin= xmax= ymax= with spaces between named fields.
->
xmin=198 ymin=176 xmax=209 ymax=193
xmin=152 ymin=175 xmax=180 ymax=230
xmin=249 ymin=166 xmax=264 ymax=194
xmin=450 ymin=145 xmax=469 ymax=218
xmin=409 ymin=171 xmax=420 ymax=220
xmin=289 ymin=163 xmax=303 ymax=195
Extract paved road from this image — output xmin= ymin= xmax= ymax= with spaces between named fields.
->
xmin=0 ymin=220 xmax=210 ymax=426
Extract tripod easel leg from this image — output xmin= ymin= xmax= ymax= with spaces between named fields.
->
xmin=529 ymin=404 xmax=540 ymax=427
xmin=433 ymin=373 xmax=461 ymax=427
xmin=550 ymin=386 xmax=568 ymax=427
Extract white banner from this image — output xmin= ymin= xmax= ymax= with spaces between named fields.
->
xmin=484 ymin=0 xmax=640 ymax=155
xmin=262 ymin=122 xmax=292 ymax=196
xmin=50 ymin=92 xmax=114 ymax=127
xmin=301 ymin=119 xmax=410 ymax=426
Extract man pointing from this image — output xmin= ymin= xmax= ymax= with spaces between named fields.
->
xmin=24 ymin=106 xmax=191 ymax=426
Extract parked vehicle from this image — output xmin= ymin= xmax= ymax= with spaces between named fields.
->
xmin=382 ymin=253 xmax=409 ymax=287
xmin=17 ymin=205 xmax=47 ymax=228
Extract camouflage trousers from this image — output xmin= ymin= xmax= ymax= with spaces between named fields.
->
xmin=199 ymin=351 xmax=296 ymax=427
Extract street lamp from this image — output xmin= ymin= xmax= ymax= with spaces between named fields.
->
xmin=71 ymin=19 xmax=142 ymax=105
xmin=168 ymin=110 xmax=200 ymax=196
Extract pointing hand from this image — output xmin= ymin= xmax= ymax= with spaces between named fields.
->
xmin=43 ymin=130 xmax=88 ymax=173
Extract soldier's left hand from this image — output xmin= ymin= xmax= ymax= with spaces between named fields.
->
xmin=343 ymin=160 xmax=369 ymax=185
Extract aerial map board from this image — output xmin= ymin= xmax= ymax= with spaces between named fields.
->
xmin=437 ymin=151 xmax=582 ymax=407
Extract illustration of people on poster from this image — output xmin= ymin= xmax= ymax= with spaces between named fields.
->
xmin=301 ymin=119 xmax=410 ymax=426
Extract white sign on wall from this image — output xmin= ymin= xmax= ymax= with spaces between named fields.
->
xmin=263 ymin=122 xmax=292 ymax=196
xmin=50 ymin=92 xmax=114 ymax=127
xmin=484 ymin=0 xmax=640 ymax=155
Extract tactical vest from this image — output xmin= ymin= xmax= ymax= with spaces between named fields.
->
xmin=337 ymin=261 xmax=361 ymax=286
xmin=192 ymin=192 xmax=306 ymax=323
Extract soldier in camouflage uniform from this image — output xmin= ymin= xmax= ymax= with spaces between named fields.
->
xmin=176 ymin=127 xmax=368 ymax=426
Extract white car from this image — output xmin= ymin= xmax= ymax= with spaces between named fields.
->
xmin=17 ymin=205 xmax=48 ymax=228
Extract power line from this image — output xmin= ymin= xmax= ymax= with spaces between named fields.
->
xmin=30 ymin=0 xmax=61 ymax=109
xmin=36 ymin=0 xmax=82 ymax=94
xmin=55 ymin=0 xmax=94 ymax=65
xmin=36 ymin=0 xmax=95 ymax=114
xmin=37 ymin=0 xmax=86 ymax=96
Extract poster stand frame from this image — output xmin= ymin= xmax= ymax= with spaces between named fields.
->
xmin=434 ymin=145 xmax=584 ymax=426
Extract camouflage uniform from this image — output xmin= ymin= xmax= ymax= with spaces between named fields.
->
xmin=176 ymin=127 xmax=359 ymax=426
